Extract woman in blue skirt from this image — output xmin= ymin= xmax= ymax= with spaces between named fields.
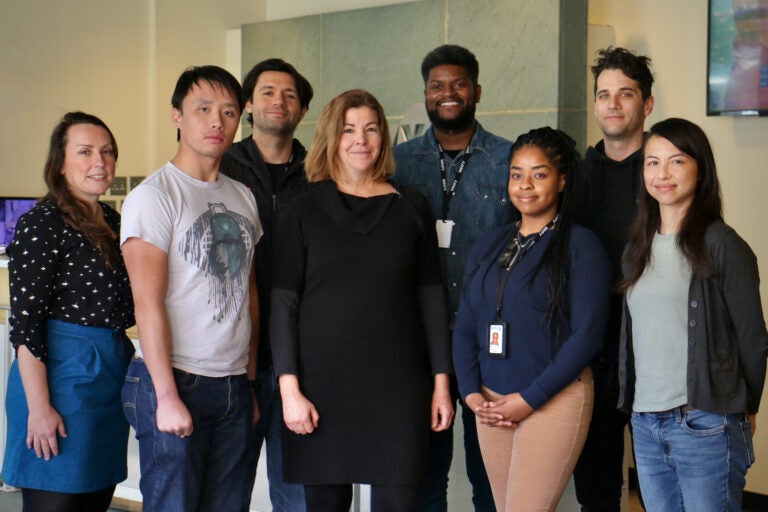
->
xmin=2 ymin=112 xmax=134 ymax=512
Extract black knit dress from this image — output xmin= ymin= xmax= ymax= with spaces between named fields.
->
xmin=271 ymin=180 xmax=451 ymax=485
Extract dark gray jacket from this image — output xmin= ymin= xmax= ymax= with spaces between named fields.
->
xmin=618 ymin=220 xmax=768 ymax=415
xmin=220 ymin=136 xmax=308 ymax=370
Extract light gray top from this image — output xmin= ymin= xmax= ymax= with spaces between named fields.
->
xmin=627 ymin=233 xmax=691 ymax=412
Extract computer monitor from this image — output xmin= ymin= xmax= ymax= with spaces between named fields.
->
xmin=0 ymin=197 xmax=39 ymax=250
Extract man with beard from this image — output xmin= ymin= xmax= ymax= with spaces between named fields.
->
xmin=393 ymin=44 xmax=512 ymax=512
xmin=220 ymin=58 xmax=313 ymax=512
xmin=575 ymin=46 xmax=654 ymax=512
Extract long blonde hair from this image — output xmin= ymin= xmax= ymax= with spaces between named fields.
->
xmin=305 ymin=89 xmax=394 ymax=183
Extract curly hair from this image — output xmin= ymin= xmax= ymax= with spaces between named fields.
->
xmin=507 ymin=127 xmax=587 ymax=324
xmin=420 ymin=44 xmax=479 ymax=85
xmin=591 ymin=46 xmax=654 ymax=100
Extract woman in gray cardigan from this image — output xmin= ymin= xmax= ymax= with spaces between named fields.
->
xmin=617 ymin=117 xmax=768 ymax=512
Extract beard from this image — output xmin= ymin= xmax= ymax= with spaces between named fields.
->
xmin=426 ymin=101 xmax=477 ymax=134
xmin=601 ymin=124 xmax=631 ymax=140
xmin=254 ymin=112 xmax=300 ymax=137
xmin=597 ymin=111 xmax=645 ymax=142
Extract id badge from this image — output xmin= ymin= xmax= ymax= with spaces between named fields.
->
xmin=436 ymin=219 xmax=455 ymax=248
xmin=487 ymin=322 xmax=507 ymax=358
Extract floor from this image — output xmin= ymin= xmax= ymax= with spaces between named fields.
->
xmin=0 ymin=484 xmax=760 ymax=511
xmin=0 ymin=485 xmax=134 ymax=511
xmin=0 ymin=486 xmax=658 ymax=512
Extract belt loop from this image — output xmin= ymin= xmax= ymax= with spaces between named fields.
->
xmin=678 ymin=405 xmax=694 ymax=420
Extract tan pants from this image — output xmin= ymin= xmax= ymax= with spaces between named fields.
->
xmin=476 ymin=368 xmax=593 ymax=512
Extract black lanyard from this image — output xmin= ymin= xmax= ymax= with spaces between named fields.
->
xmin=438 ymin=143 xmax=470 ymax=219
xmin=493 ymin=214 xmax=559 ymax=319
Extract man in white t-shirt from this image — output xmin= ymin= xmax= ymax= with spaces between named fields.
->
xmin=120 ymin=65 xmax=262 ymax=512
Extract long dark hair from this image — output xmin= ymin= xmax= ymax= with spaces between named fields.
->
xmin=509 ymin=127 xmax=586 ymax=324
xmin=620 ymin=118 xmax=722 ymax=290
xmin=43 ymin=111 xmax=120 ymax=268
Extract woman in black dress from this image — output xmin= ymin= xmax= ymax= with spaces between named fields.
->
xmin=2 ymin=112 xmax=134 ymax=512
xmin=271 ymin=89 xmax=453 ymax=512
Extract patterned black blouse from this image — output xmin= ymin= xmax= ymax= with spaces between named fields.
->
xmin=7 ymin=200 xmax=134 ymax=362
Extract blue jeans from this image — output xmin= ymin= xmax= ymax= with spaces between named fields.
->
xmin=418 ymin=383 xmax=496 ymax=512
xmin=631 ymin=408 xmax=754 ymax=512
xmin=122 ymin=359 xmax=253 ymax=512
xmin=242 ymin=368 xmax=305 ymax=511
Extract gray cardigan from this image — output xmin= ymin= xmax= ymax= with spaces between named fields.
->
xmin=618 ymin=220 xmax=768 ymax=415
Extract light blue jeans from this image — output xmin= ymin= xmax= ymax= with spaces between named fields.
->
xmin=631 ymin=408 xmax=754 ymax=512
xmin=122 ymin=359 xmax=253 ymax=512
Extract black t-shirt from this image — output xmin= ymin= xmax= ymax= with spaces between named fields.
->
xmin=265 ymin=161 xmax=291 ymax=190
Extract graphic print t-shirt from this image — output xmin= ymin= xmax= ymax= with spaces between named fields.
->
xmin=121 ymin=162 xmax=262 ymax=377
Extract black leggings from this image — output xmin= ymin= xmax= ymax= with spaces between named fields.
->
xmin=305 ymin=483 xmax=419 ymax=512
xmin=21 ymin=485 xmax=116 ymax=512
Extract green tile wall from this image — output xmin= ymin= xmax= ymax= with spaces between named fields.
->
xmin=241 ymin=0 xmax=587 ymax=148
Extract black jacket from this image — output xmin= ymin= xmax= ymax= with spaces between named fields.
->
xmin=579 ymin=141 xmax=643 ymax=365
xmin=221 ymin=136 xmax=308 ymax=370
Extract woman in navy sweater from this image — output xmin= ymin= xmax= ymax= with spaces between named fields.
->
xmin=453 ymin=127 xmax=611 ymax=511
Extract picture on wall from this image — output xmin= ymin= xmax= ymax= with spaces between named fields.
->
xmin=707 ymin=0 xmax=768 ymax=116
xmin=110 ymin=176 xmax=127 ymax=196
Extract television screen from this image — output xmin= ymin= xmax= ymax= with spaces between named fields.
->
xmin=707 ymin=0 xmax=768 ymax=116
xmin=0 ymin=198 xmax=39 ymax=250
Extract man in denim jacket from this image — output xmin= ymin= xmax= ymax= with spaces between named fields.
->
xmin=393 ymin=44 xmax=513 ymax=512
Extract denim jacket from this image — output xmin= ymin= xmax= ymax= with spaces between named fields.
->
xmin=393 ymin=123 xmax=513 ymax=316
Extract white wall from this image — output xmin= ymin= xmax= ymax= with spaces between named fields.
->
xmin=590 ymin=0 xmax=768 ymax=495
xmin=0 ymin=0 xmax=151 ymax=196
xmin=0 ymin=0 xmax=267 ymax=195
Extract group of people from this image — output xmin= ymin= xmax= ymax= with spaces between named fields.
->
xmin=1 ymin=42 xmax=766 ymax=512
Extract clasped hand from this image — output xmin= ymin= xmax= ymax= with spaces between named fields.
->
xmin=465 ymin=391 xmax=533 ymax=428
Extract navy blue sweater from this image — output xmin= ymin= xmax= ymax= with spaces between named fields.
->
xmin=453 ymin=223 xmax=611 ymax=409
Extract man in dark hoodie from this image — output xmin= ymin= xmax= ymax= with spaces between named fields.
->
xmin=221 ymin=58 xmax=313 ymax=512
xmin=575 ymin=47 xmax=654 ymax=512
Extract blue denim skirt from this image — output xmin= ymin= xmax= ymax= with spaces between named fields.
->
xmin=2 ymin=319 xmax=133 ymax=492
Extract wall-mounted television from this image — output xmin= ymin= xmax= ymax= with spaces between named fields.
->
xmin=0 ymin=197 xmax=39 ymax=251
xmin=707 ymin=0 xmax=768 ymax=116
